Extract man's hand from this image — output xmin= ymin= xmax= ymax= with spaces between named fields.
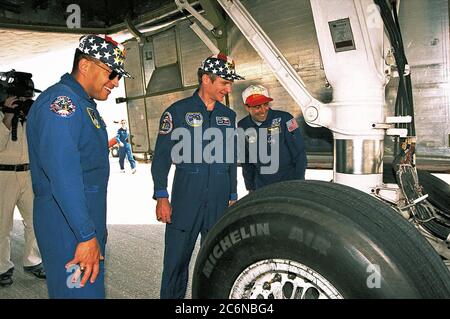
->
xmin=156 ymin=198 xmax=172 ymax=224
xmin=65 ymin=237 xmax=104 ymax=287
xmin=2 ymin=96 xmax=19 ymax=129
xmin=119 ymin=142 xmax=124 ymax=147
xmin=4 ymin=96 xmax=20 ymax=109
xmin=228 ymin=200 xmax=237 ymax=207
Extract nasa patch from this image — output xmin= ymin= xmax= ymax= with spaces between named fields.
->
xmin=185 ymin=112 xmax=203 ymax=127
xmin=86 ymin=108 xmax=101 ymax=129
xmin=159 ymin=111 xmax=173 ymax=135
xmin=216 ymin=116 xmax=231 ymax=126
xmin=271 ymin=117 xmax=281 ymax=127
xmin=50 ymin=96 xmax=76 ymax=118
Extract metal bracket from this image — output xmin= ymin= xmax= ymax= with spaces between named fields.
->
xmin=373 ymin=184 xmax=402 ymax=205
xmin=216 ymin=0 xmax=326 ymax=128
xmin=175 ymin=0 xmax=215 ymax=31
xmin=386 ymin=128 xmax=408 ymax=137
xmin=125 ymin=18 xmax=144 ymax=44
xmin=372 ymin=116 xmax=411 ymax=136
xmin=175 ymin=0 xmax=220 ymax=54
xmin=189 ymin=22 xmax=220 ymax=54
xmin=386 ymin=116 xmax=412 ymax=124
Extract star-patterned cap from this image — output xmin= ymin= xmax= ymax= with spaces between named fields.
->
xmin=242 ymin=84 xmax=273 ymax=107
xmin=78 ymin=34 xmax=132 ymax=78
xmin=199 ymin=53 xmax=244 ymax=81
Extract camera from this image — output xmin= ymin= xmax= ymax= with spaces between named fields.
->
xmin=0 ymin=70 xmax=41 ymax=101
xmin=1 ymin=70 xmax=41 ymax=141
xmin=1 ymin=99 xmax=34 ymax=117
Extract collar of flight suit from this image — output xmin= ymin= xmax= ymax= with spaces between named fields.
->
xmin=60 ymin=73 xmax=97 ymax=108
xmin=192 ymin=89 xmax=220 ymax=113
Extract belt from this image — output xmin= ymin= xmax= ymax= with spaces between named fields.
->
xmin=0 ymin=164 xmax=30 ymax=171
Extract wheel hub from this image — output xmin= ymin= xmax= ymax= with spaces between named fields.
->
xmin=229 ymin=259 xmax=343 ymax=299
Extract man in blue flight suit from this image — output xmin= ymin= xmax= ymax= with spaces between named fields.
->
xmin=151 ymin=53 xmax=244 ymax=299
xmin=238 ymin=84 xmax=307 ymax=191
xmin=116 ymin=119 xmax=136 ymax=174
xmin=26 ymin=34 xmax=131 ymax=298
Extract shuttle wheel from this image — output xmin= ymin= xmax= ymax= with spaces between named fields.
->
xmin=193 ymin=180 xmax=450 ymax=299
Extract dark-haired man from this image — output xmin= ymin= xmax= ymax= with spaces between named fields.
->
xmin=27 ymin=34 xmax=131 ymax=298
xmin=238 ymin=84 xmax=307 ymax=191
xmin=151 ymin=53 xmax=244 ymax=299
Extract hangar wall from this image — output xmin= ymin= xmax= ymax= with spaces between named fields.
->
xmin=123 ymin=0 xmax=449 ymax=170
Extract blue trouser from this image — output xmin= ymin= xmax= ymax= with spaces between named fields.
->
xmin=119 ymin=144 xmax=136 ymax=170
xmin=33 ymin=194 xmax=106 ymax=299
xmin=160 ymin=205 xmax=208 ymax=299
xmin=159 ymin=166 xmax=230 ymax=299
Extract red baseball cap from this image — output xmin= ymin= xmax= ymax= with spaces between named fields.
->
xmin=242 ymin=84 xmax=273 ymax=107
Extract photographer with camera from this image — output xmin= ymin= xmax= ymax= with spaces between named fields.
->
xmin=0 ymin=70 xmax=46 ymax=287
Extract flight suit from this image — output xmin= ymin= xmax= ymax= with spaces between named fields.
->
xmin=0 ymin=112 xmax=42 ymax=276
xmin=151 ymin=90 xmax=237 ymax=299
xmin=238 ymin=108 xmax=307 ymax=190
xmin=116 ymin=127 xmax=136 ymax=170
xmin=26 ymin=73 xmax=109 ymax=298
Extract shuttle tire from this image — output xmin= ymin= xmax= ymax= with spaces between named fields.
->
xmin=193 ymin=180 xmax=450 ymax=299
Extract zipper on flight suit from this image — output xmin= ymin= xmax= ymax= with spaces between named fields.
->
xmin=204 ymin=108 xmax=214 ymax=208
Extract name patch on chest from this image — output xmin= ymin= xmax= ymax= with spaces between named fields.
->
xmin=185 ymin=112 xmax=203 ymax=127
xmin=271 ymin=117 xmax=281 ymax=127
xmin=86 ymin=108 xmax=101 ymax=129
xmin=216 ymin=116 xmax=231 ymax=126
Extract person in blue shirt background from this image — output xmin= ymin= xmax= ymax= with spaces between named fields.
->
xmin=151 ymin=53 xmax=244 ymax=299
xmin=116 ymin=119 xmax=136 ymax=174
xmin=26 ymin=34 xmax=131 ymax=298
xmin=238 ymin=84 xmax=307 ymax=192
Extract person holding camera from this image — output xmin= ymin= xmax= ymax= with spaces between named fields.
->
xmin=0 ymin=70 xmax=46 ymax=287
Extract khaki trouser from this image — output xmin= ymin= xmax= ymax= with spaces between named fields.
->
xmin=0 ymin=170 xmax=41 ymax=274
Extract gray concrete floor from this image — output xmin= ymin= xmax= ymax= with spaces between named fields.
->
xmin=0 ymin=221 xmax=199 ymax=299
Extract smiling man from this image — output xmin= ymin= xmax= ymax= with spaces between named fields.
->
xmin=238 ymin=84 xmax=307 ymax=191
xmin=26 ymin=34 xmax=131 ymax=298
xmin=151 ymin=53 xmax=244 ymax=299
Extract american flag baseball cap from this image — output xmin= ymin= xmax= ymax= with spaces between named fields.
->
xmin=199 ymin=53 xmax=244 ymax=81
xmin=78 ymin=34 xmax=132 ymax=78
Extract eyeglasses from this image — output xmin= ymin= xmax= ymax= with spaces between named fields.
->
xmin=95 ymin=62 xmax=122 ymax=81
xmin=86 ymin=57 xmax=123 ymax=80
